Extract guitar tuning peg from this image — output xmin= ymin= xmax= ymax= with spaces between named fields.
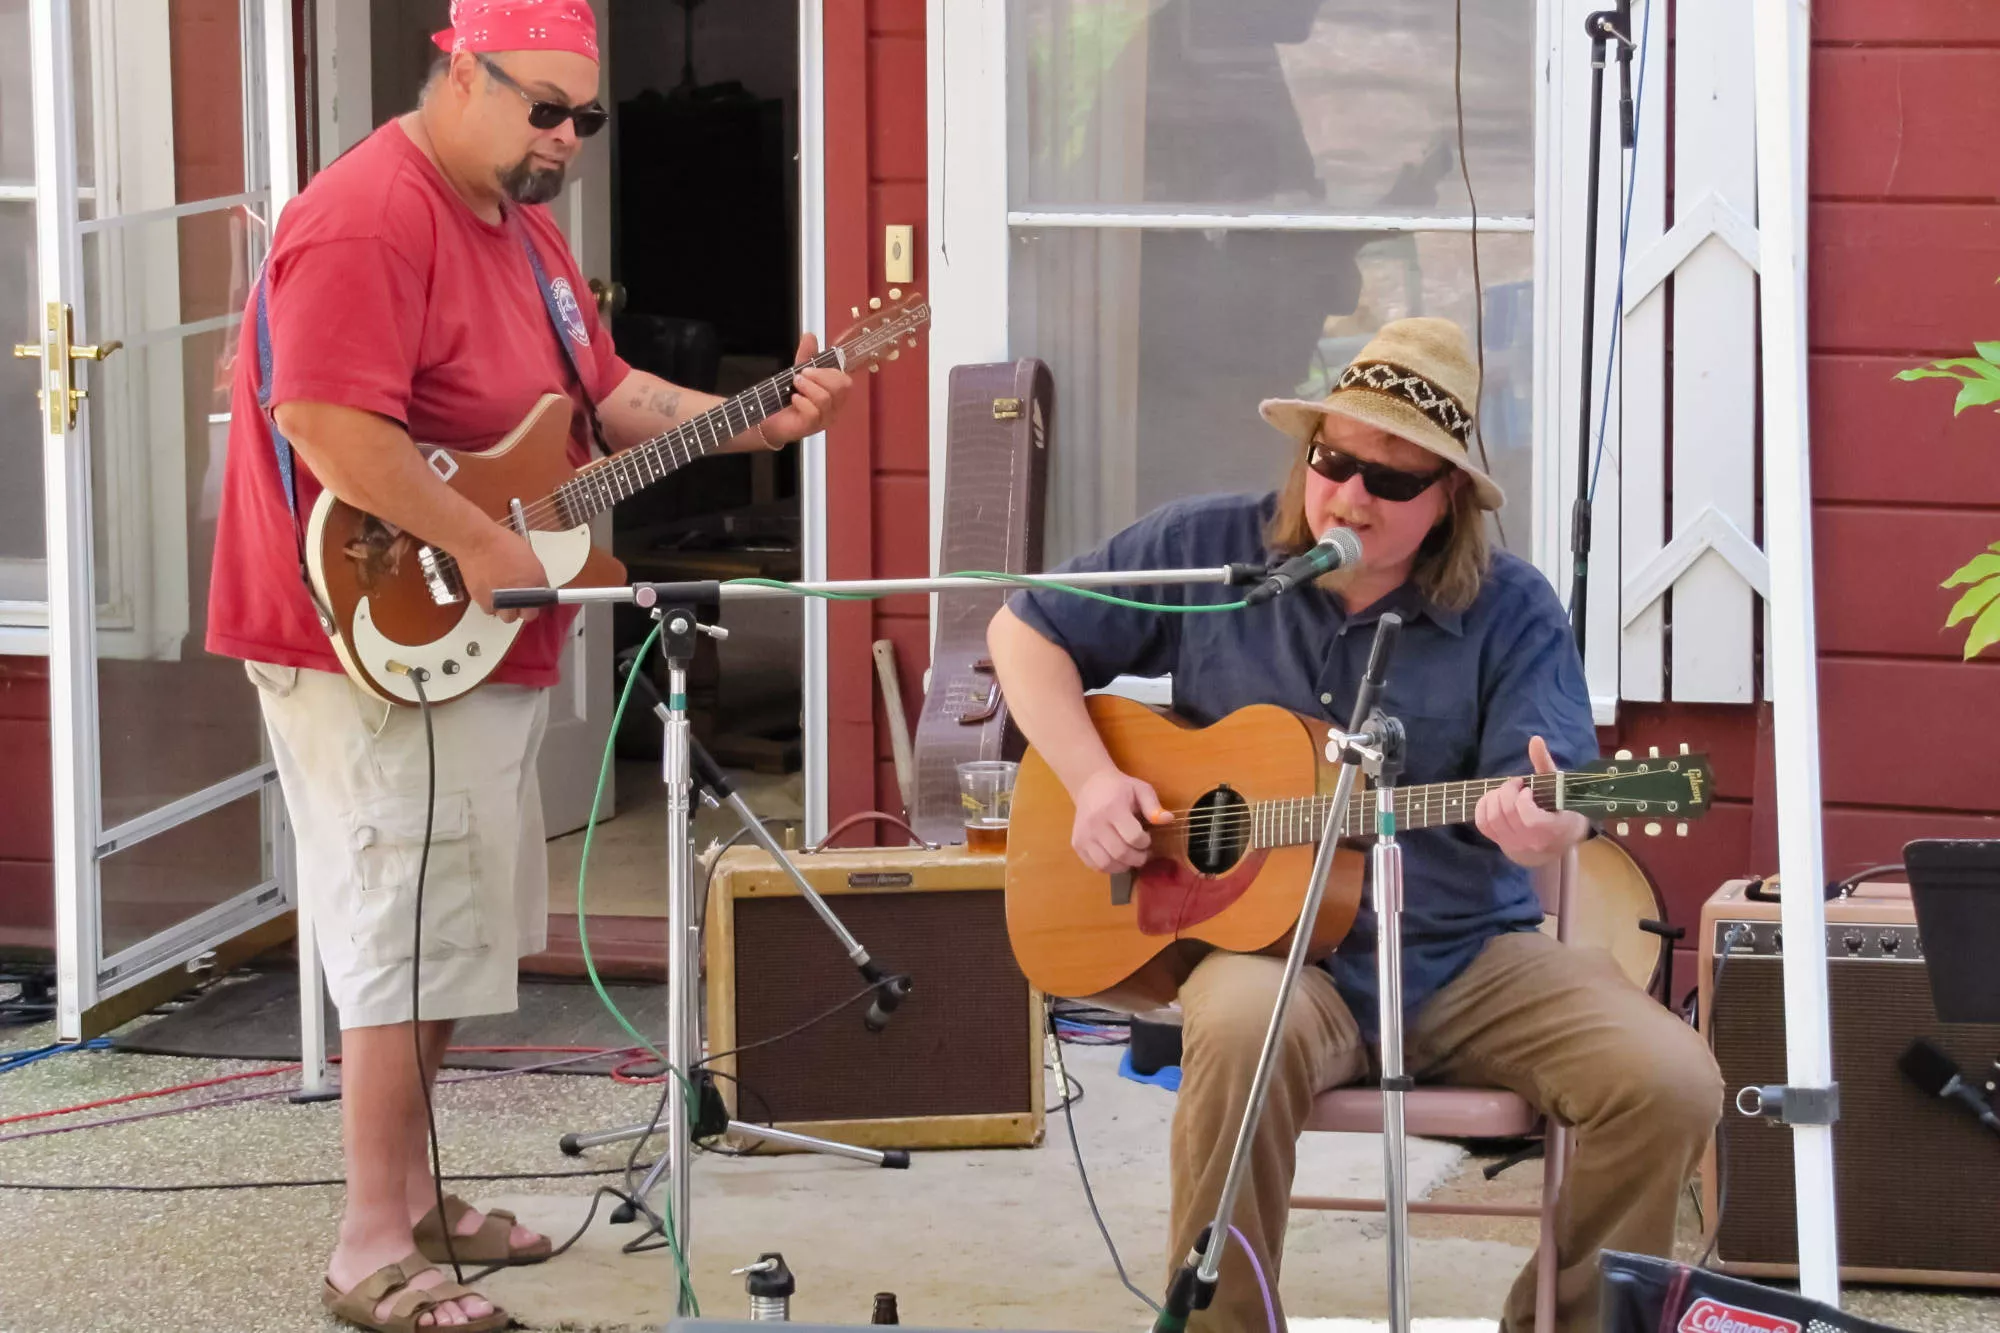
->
xmin=1614 ymin=749 xmax=1632 ymax=761
xmin=1679 ymin=742 xmax=1690 ymax=755
xmin=1644 ymin=821 xmax=1663 ymax=838
xmin=889 ymin=287 xmax=903 ymax=300
xmin=887 ymin=349 xmax=899 ymax=361
xmin=868 ymin=362 xmax=881 ymax=374
xmin=1676 ymin=822 xmax=1690 ymax=837
xmin=1647 ymin=746 xmax=1660 ymax=759
xmin=851 ymin=305 xmax=861 ymax=318
xmin=1616 ymin=821 xmax=1631 ymax=837
xmin=869 ymin=297 xmax=883 ymax=310
xmin=906 ymin=338 xmax=918 ymax=348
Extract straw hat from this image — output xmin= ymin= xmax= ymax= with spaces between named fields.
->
xmin=1258 ymin=316 xmax=1503 ymax=511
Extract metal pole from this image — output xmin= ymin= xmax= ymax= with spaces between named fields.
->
xmin=1373 ymin=783 xmax=1412 ymax=1333
xmin=527 ymin=567 xmax=1249 ymax=606
xmin=1751 ymin=0 xmax=1840 ymax=1304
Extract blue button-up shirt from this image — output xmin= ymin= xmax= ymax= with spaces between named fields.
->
xmin=1008 ymin=491 xmax=1598 ymax=1038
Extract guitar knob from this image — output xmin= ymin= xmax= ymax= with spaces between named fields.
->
xmin=442 ymin=660 xmax=460 ymax=676
xmin=465 ymin=642 xmax=482 ymax=657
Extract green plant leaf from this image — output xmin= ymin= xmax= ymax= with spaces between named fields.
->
xmin=1956 ymin=380 xmax=2000 ymax=414
xmin=1965 ymin=594 xmax=2000 ymax=659
xmin=1945 ymin=573 xmax=2000 ymax=627
xmin=1943 ymin=553 xmax=2000 ymax=587
xmin=1977 ymin=342 xmax=2000 ymax=363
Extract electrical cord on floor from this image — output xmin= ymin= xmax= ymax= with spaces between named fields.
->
xmin=0 ymin=1165 xmax=642 ymax=1193
xmin=405 ymin=671 xmax=468 ymax=1290
xmin=1697 ymin=922 xmax=1746 ymax=1268
xmin=1046 ymin=998 xmax=1159 ymax=1315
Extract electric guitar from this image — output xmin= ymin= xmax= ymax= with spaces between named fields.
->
xmin=305 ymin=290 xmax=929 ymax=704
xmin=1003 ymin=695 xmax=1713 ymax=1009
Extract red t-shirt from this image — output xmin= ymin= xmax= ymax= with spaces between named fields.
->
xmin=206 ymin=120 xmax=631 ymax=688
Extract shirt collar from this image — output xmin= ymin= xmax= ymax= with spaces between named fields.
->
xmin=1335 ymin=579 xmax=1465 ymax=638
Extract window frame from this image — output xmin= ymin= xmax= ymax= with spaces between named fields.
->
xmin=929 ymin=0 xmax=1630 ymax=724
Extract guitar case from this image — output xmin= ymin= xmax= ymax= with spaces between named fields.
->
xmin=909 ymin=359 xmax=1052 ymax=845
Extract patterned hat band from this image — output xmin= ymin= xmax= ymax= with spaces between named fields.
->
xmin=1333 ymin=360 xmax=1474 ymax=446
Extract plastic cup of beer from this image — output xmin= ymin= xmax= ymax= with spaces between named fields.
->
xmin=957 ymin=760 xmax=1018 ymax=853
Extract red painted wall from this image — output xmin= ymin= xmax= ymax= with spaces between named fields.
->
xmin=822 ymin=0 xmax=929 ymax=833
xmin=1608 ymin=0 xmax=2000 ymax=1006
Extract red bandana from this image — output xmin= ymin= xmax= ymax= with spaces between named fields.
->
xmin=431 ymin=0 xmax=600 ymax=61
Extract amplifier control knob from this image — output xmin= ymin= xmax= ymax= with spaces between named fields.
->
xmin=1843 ymin=931 xmax=1865 ymax=954
xmin=1880 ymin=932 xmax=1901 ymax=954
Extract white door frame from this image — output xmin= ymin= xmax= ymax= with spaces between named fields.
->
xmin=798 ymin=0 xmax=829 ymax=840
xmin=29 ymin=0 xmax=299 ymax=1041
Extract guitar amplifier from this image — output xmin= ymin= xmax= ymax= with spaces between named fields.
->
xmin=703 ymin=842 xmax=1044 ymax=1150
xmin=1698 ymin=878 xmax=2000 ymax=1286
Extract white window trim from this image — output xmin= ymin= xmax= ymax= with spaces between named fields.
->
xmin=931 ymin=0 xmax=1624 ymax=724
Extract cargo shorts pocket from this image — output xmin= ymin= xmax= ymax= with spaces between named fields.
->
xmin=347 ymin=791 xmax=488 ymax=965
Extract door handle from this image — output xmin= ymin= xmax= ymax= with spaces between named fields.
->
xmin=13 ymin=304 xmax=119 ymax=433
xmin=587 ymin=277 xmax=625 ymax=320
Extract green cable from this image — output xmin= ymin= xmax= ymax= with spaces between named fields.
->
xmin=725 ymin=571 xmax=1249 ymax=614
xmin=575 ymin=618 xmax=698 ymax=1313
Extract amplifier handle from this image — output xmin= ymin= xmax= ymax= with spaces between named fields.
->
xmin=804 ymin=811 xmax=938 ymax=854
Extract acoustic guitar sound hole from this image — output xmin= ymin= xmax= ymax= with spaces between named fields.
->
xmin=1186 ymin=784 xmax=1250 ymax=876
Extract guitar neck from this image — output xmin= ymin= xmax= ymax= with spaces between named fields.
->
xmin=1250 ymin=771 xmax=1569 ymax=848
xmin=554 ymin=349 xmax=843 ymax=524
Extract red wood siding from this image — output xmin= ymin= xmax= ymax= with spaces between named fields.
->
xmin=823 ymin=0 xmax=929 ymax=831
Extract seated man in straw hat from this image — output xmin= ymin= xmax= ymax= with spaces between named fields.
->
xmin=987 ymin=317 xmax=1721 ymax=1333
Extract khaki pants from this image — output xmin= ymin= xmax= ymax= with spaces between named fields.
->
xmin=1169 ymin=932 xmax=1722 ymax=1333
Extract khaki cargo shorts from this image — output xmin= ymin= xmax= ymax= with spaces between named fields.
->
xmin=247 ymin=661 xmax=550 ymax=1029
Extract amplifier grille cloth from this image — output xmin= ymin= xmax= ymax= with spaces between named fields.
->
xmin=731 ymin=889 xmax=1030 ymax=1123
xmin=1712 ymin=956 xmax=2000 ymax=1272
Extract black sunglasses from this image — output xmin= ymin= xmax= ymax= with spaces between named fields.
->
xmin=477 ymin=54 xmax=609 ymax=137
xmin=1306 ymin=440 xmax=1449 ymax=503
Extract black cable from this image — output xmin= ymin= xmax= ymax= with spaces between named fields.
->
xmin=406 ymin=673 xmax=467 ymax=1288
xmin=693 ymin=979 xmax=880 ymax=1072
xmin=1697 ymin=923 xmax=1745 ymax=1268
xmin=1046 ymin=999 xmax=1159 ymax=1315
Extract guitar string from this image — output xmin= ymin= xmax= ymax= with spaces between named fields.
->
xmin=1128 ymin=768 xmax=1690 ymax=840
xmin=417 ymin=354 xmax=847 ymax=586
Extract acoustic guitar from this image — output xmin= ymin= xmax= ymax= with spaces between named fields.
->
xmin=1003 ymin=695 xmax=1713 ymax=1008
xmin=305 ymin=289 xmax=930 ymax=704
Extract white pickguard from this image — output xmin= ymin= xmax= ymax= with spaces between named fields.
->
xmin=340 ymin=523 xmax=595 ymax=705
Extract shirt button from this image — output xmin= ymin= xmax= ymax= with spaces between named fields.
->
xmin=1319 ymin=693 xmax=1333 ymax=705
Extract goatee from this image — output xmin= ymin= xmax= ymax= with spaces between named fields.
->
xmin=499 ymin=157 xmax=567 ymax=205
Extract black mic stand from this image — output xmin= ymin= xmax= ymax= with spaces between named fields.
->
xmin=1154 ymin=614 xmax=1405 ymax=1332
xmin=1566 ymin=0 xmax=1636 ymax=654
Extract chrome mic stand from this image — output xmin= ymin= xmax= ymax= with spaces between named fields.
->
xmin=1155 ymin=613 xmax=1405 ymax=1333
xmin=1367 ymin=709 xmax=1412 ymax=1333
xmin=497 ymin=565 xmax=1259 ymax=1315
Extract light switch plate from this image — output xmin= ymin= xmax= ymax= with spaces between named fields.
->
xmin=885 ymin=224 xmax=915 ymax=284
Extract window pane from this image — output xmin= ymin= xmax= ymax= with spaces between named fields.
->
xmin=0 ymin=200 xmax=41 ymax=574
xmin=1009 ymin=226 xmax=1533 ymax=564
xmin=0 ymin=0 xmax=32 ymax=185
xmin=1012 ymin=0 xmax=1535 ymax=217
xmin=99 ymin=786 xmax=271 ymax=959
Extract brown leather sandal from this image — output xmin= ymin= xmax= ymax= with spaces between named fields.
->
xmin=414 ymin=1193 xmax=554 ymax=1267
xmin=320 ymin=1254 xmax=511 ymax=1333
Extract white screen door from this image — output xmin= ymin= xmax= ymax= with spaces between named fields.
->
xmin=14 ymin=0 xmax=300 ymax=1040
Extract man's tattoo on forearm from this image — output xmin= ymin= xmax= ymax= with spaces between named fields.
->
xmin=629 ymin=386 xmax=683 ymax=422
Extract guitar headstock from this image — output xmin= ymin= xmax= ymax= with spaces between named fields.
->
xmin=1562 ymin=746 xmax=1714 ymax=838
xmin=832 ymin=288 xmax=930 ymax=375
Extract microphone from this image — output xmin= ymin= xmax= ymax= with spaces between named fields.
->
xmin=861 ymin=964 xmax=912 ymax=1032
xmin=1243 ymin=528 xmax=1363 ymax=607
xmin=1898 ymin=1037 xmax=2000 ymax=1136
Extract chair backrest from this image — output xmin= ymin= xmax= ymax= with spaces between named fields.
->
xmin=1530 ymin=844 xmax=1580 ymax=945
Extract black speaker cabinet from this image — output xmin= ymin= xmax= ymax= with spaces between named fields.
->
xmin=1699 ymin=879 xmax=2000 ymax=1286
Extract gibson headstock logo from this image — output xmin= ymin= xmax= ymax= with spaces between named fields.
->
xmin=1688 ymin=767 xmax=1706 ymax=805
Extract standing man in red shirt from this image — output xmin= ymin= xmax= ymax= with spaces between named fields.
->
xmin=207 ymin=3 xmax=851 ymax=1327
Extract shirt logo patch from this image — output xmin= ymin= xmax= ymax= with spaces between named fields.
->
xmin=549 ymin=276 xmax=590 ymax=347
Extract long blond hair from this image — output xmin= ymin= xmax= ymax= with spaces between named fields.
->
xmin=1264 ymin=447 xmax=1492 ymax=613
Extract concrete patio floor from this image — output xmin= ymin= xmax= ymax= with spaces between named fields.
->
xmin=4 ymin=1024 xmax=1999 ymax=1333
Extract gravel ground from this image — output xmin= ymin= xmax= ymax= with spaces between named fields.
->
xmin=4 ymin=1017 xmax=1997 ymax=1333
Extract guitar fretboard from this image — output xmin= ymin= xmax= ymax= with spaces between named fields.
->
xmin=1245 ymin=772 xmax=1568 ymax=848
xmin=552 ymin=350 xmax=844 ymax=526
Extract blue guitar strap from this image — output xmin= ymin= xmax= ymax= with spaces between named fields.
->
xmin=507 ymin=208 xmax=612 ymax=460
xmin=253 ymin=273 xmax=336 ymax=635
